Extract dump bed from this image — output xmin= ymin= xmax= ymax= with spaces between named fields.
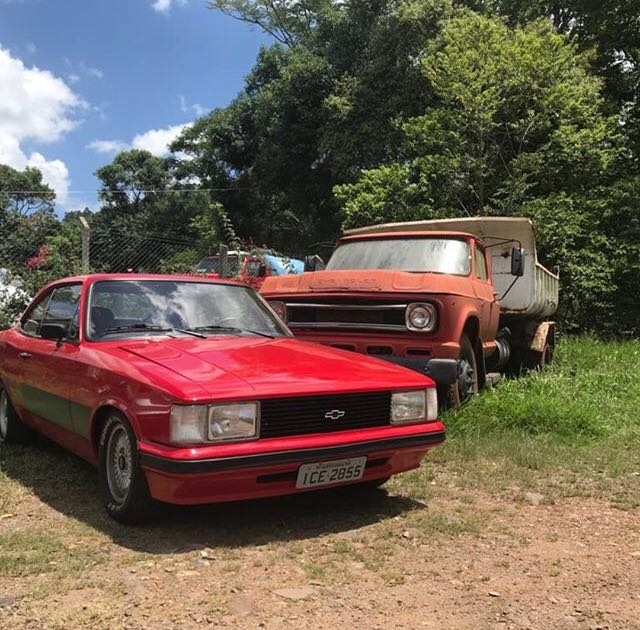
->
xmin=345 ymin=217 xmax=559 ymax=319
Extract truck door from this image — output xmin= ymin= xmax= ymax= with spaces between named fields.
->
xmin=472 ymin=243 xmax=499 ymax=344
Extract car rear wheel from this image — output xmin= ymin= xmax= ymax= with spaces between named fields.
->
xmin=98 ymin=412 xmax=155 ymax=524
xmin=0 ymin=384 xmax=34 ymax=444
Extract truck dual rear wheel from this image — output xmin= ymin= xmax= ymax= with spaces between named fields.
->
xmin=447 ymin=334 xmax=478 ymax=408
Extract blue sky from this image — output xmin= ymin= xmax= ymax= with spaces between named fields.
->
xmin=0 ymin=0 xmax=270 ymax=214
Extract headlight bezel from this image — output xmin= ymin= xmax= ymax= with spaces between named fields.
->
xmin=390 ymin=388 xmax=438 ymax=424
xmin=405 ymin=302 xmax=437 ymax=332
xmin=169 ymin=401 xmax=260 ymax=445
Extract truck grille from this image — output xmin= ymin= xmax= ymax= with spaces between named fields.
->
xmin=284 ymin=302 xmax=407 ymax=332
xmin=260 ymin=391 xmax=392 ymax=438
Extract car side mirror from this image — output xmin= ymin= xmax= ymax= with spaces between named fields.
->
xmin=40 ymin=323 xmax=67 ymax=342
xmin=511 ymin=247 xmax=525 ymax=277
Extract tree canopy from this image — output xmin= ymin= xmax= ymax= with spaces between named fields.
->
xmin=1 ymin=0 xmax=639 ymax=335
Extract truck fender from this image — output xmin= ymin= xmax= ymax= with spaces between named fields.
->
xmin=529 ymin=321 xmax=556 ymax=352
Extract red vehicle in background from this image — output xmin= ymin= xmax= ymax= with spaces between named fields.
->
xmin=0 ymin=274 xmax=445 ymax=523
xmin=196 ymin=252 xmax=304 ymax=290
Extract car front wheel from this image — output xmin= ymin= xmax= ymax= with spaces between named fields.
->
xmin=98 ymin=412 xmax=155 ymax=524
xmin=0 ymin=384 xmax=34 ymax=444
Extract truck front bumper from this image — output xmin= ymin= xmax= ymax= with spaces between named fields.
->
xmin=382 ymin=357 xmax=461 ymax=386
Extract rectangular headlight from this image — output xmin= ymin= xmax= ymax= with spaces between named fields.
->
xmin=208 ymin=402 xmax=259 ymax=442
xmin=391 ymin=389 xmax=438 ymax=424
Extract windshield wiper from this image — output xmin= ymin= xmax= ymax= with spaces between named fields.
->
xmin=100 ymin=324 xmax=174 ymax=337
xmin=100 ymin=324 xmax=208 ymax=339
xmin=188 ymin=325 xmax=274 ymax=339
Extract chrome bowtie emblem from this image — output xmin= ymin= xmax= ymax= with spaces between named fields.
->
xmin=324 ymin=409 xmax=346 ymax=420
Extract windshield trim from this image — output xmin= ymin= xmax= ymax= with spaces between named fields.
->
xmin=328 ymin=236 xmax=473 ymax=277
xmin=84 ymin=278 xmax=290 ymax=342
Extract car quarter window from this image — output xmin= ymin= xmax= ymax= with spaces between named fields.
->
xmin=475 ymin=245 xmax=488 ymax=281
xmin=21 ymin=284 xmax=82 ymax=339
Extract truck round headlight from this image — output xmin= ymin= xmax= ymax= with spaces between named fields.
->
xmin=406 ymin=303 xmax=436 ymax=331
xmin=269 ymin=301 xmax=287 ymax=323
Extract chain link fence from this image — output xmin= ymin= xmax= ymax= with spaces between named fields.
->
xmin=0 ymin=217 xmax=312 ymax=328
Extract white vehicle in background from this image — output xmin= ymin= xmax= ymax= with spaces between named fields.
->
xmin=0 ymin=269 xmax=30 ymax=328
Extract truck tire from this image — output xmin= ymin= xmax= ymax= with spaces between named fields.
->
xmin=447 ymin=334 xmax=478 ymax=408
xmin=524 ymin=342 xmax=553 ymax=371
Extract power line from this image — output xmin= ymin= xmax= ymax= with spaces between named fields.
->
xmin=1 ymin=187 xmax=243 ymax=194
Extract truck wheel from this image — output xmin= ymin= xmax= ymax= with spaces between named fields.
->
xmin=0 ymin=384 xmax=34 ymax=445
xmin=447 ymin=334 xmax=478 ymax=408
xmin=524 ymin=343 xmax=553 ymax=371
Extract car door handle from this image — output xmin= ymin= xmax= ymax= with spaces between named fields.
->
xmin=18 ymin=352 xmax=32 ymax=359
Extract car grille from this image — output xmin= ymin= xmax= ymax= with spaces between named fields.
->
xmin=260 ymin=391 xmax=392 ymax=438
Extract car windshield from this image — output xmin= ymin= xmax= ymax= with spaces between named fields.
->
xmin=326 ymin=237 xmax=472 ymax=275
xmin=196 ymin=255 xmax=242 ymax=276
xmin=87 ymin=279 xmax=289 ymax=340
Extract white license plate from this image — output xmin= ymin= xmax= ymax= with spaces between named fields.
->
xmin=296 ymin=457 xmax=367 ymax=489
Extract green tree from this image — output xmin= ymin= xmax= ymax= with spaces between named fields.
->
xmin=337 ymin=13 xmax=621 ymax=225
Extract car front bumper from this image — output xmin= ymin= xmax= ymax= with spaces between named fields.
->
xmin=139 ymin=422 xmax=445 ymax=505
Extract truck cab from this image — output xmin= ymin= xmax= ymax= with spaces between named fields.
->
xmin=261 ymin=217 xmax=559 ymax=406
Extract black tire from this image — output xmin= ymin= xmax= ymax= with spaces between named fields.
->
xmin=98 ymin=412 xmax=155 ymax=525
xmin=0 ymin=383 xmax=34 ymax=445
xmin=523 ymin=342 xmax=554 ymax=371
xmin=446 ymin=334 xmax=479 ymax=409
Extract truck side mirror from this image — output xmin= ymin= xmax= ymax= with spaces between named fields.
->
xmin=511 ymin=247 xmax=525 ymax=277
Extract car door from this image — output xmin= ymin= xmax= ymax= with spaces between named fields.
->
xmin=15 ymin=284 xmax=82 ymax=436
xmin=1 ymin=288 xmax=52 ymax=419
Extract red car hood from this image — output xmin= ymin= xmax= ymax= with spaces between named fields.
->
xmin=117 ymin=336 xmax=431 ymax=401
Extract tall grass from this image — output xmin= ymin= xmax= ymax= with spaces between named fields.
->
xmin=422 ymin=337 xmax=640 ymax=497
xmin=447 ymin=337 xmax=640 ymax=440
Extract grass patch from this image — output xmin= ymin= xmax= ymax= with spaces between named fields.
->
xmin=0 ymin=531 xmax=104 ymax=577
xmin=408 ymin=337 xmax=640 ymax=498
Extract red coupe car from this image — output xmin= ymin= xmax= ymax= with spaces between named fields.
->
xmin=0 ymin=274 xmax=445 ymax=523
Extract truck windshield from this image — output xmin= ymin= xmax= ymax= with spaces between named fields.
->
xmin=326 ymin=238 xmax=471 ymax=275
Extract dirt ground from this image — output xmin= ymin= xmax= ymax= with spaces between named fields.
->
xmin=0 ymin=445 xmax=639 ymax=630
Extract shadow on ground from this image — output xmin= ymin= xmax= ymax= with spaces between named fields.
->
xmin=0 ymin=438 xmax=425 ymax=554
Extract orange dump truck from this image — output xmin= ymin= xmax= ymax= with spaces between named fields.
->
xmin=261 ymin=217 xmax=560 ymax=406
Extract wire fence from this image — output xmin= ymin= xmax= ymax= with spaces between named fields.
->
xmin=0 ymin=217 xmax=315 ymax=328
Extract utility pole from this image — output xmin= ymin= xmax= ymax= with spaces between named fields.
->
xmin=79 ymin=216 xmax=90 ymax=273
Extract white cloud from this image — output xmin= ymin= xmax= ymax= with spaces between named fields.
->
xmin=26 ymin=42 xmax=37 ymax=55
xmin=88 ymin=122 xmax=191 ymax=157
xmin=86 ymin=139 xmax=128 ymax=154
xmin=0 ymin=47 xmax=84 ymax=206
xmin=132 ymin=123 xmax=189 ymax=155
xmin=152 ymin=0 xmax=187 ymax=13
xmin=80 ymin=62 xmax=103 ymax=79
xmin=179 ymin=94 xmax=207 ymax=117
xmin=67 ymin=73 xmax=80 ymax=84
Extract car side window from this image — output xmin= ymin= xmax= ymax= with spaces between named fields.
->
xmin=41 ymin=285 xmax=82 ymax=339
xmin=20 ymin=291 xmax=52 ymax=336
xmin=475 ymin=246 xmax=488 ymax=281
